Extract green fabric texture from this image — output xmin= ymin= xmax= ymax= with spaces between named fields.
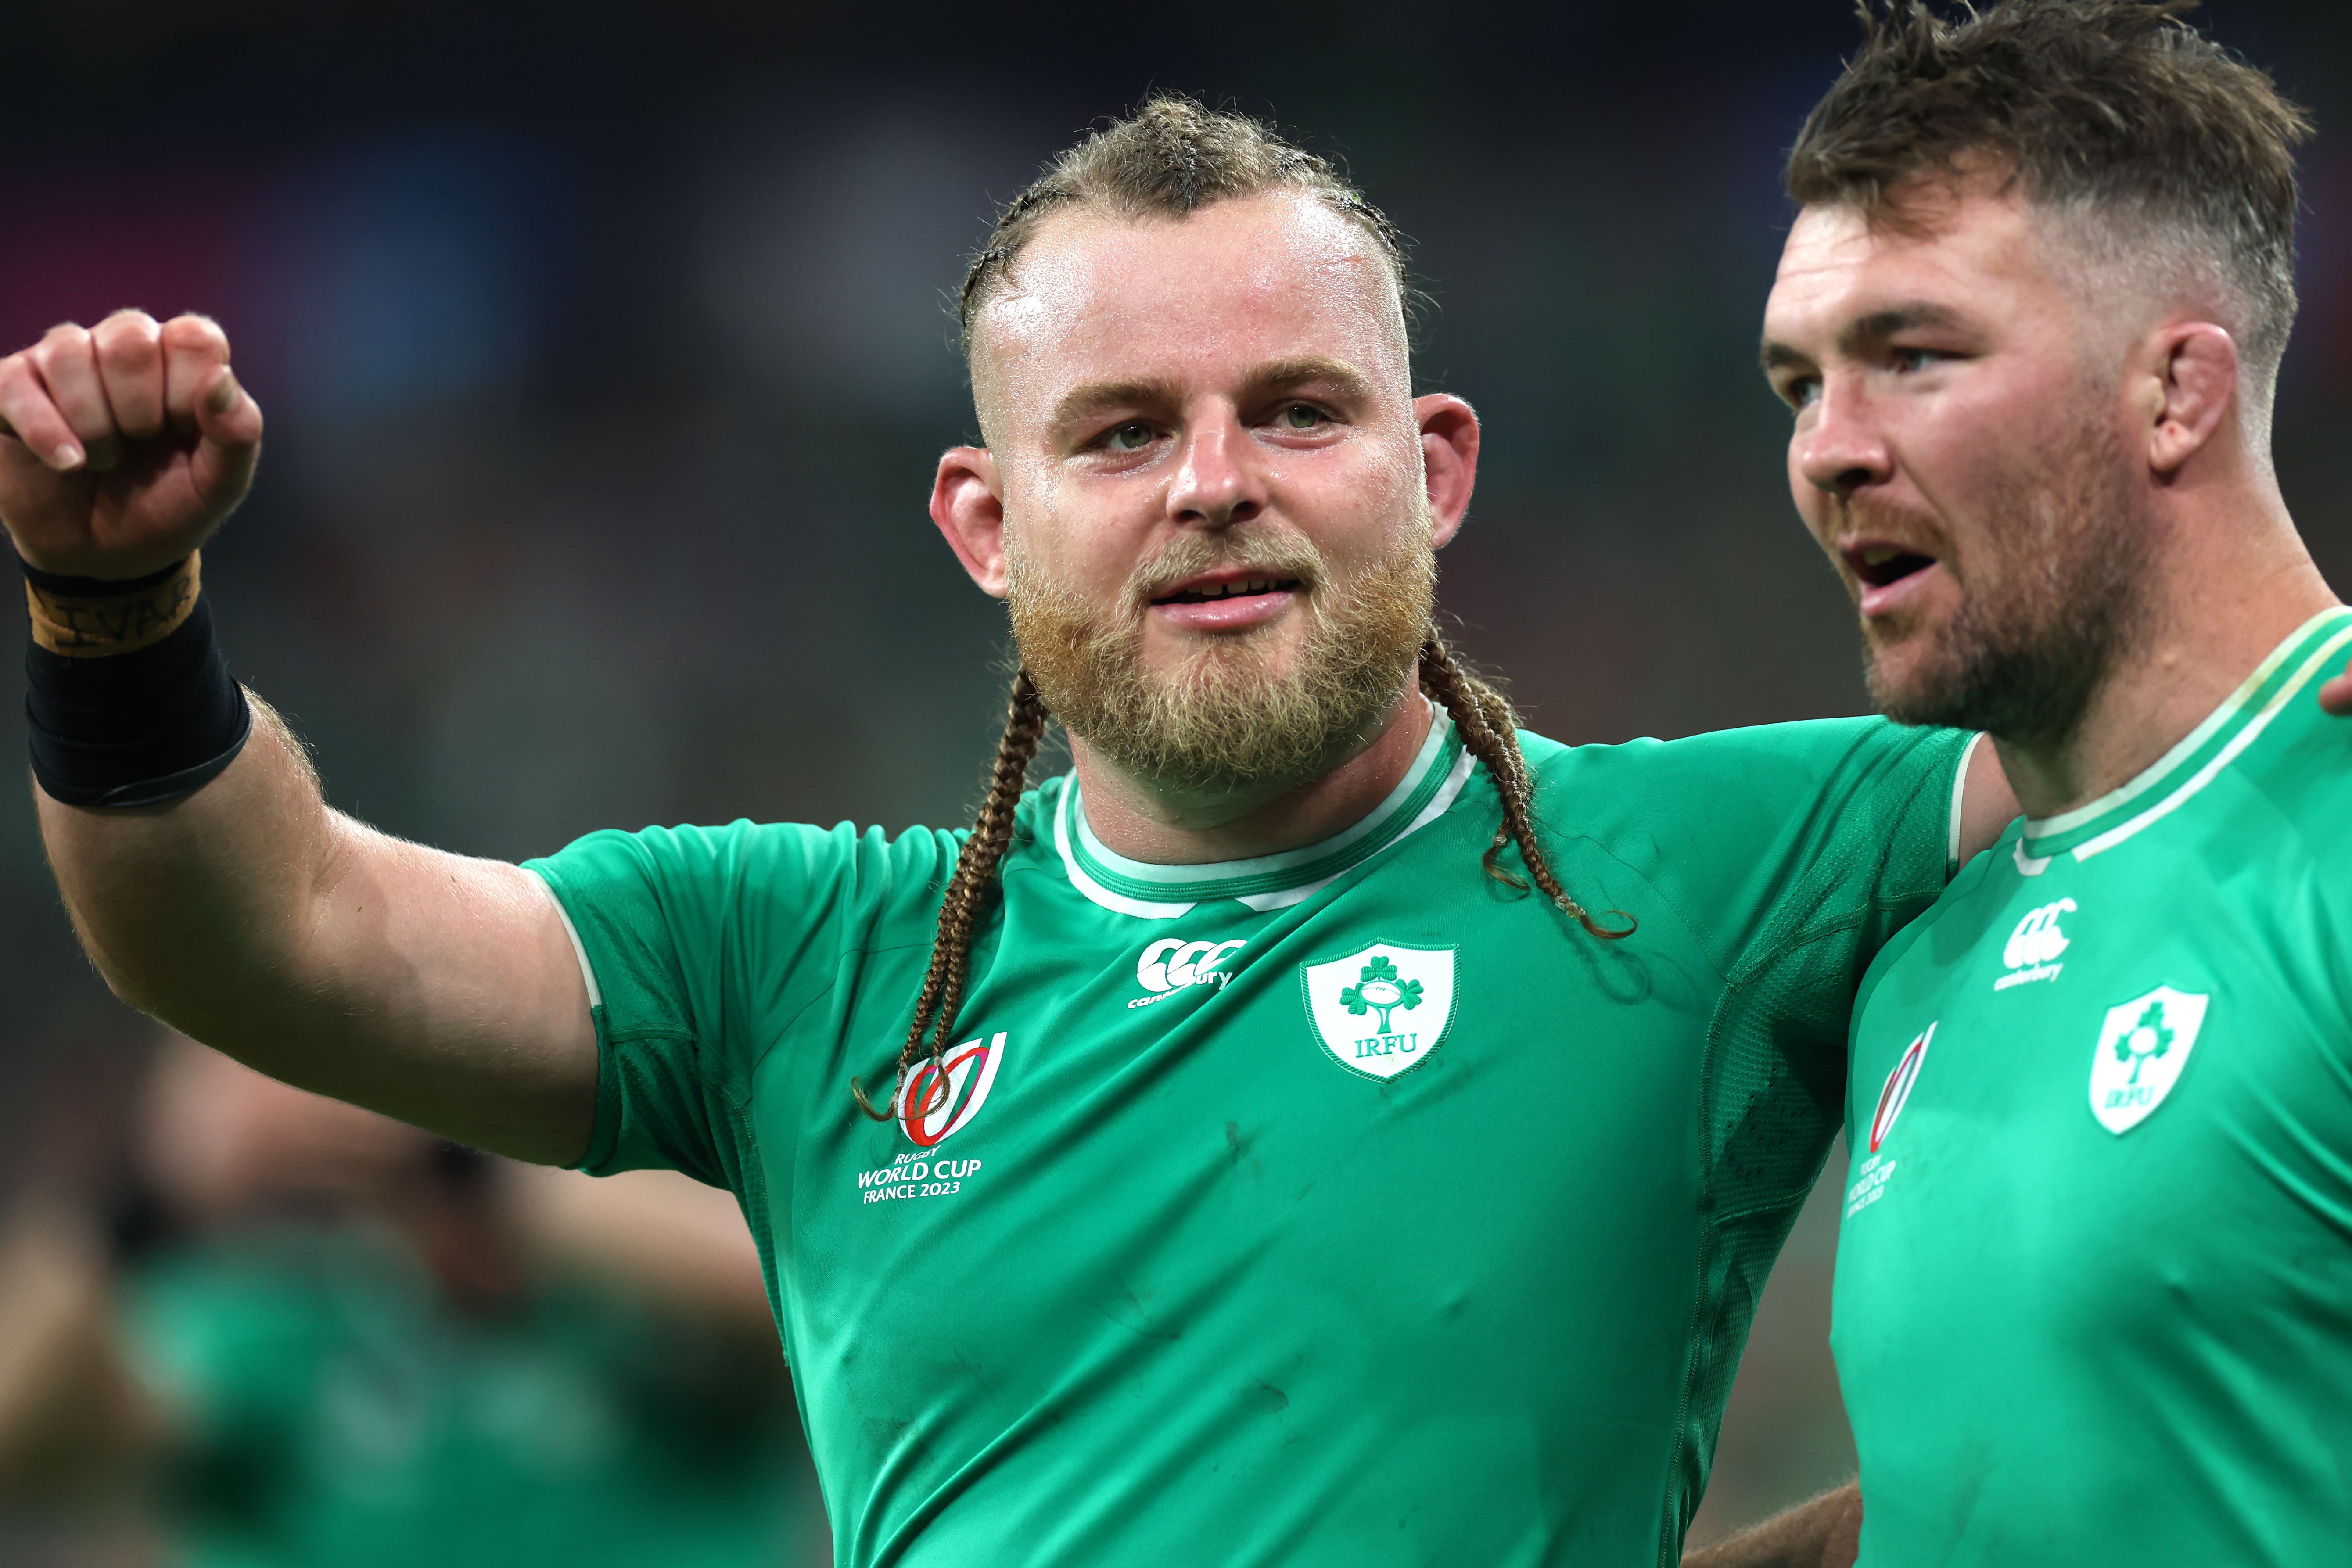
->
xmin=528 ymin=714 xmax=1969 ymax=1568
xmin=122 ymin=1227 xmax=817 ymax=1568
xmin=1835 ymin=608 xmax=2352 ymax=1566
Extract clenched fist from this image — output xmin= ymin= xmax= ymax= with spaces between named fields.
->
xmin=0 ymin=311 xmax=263 ymax=581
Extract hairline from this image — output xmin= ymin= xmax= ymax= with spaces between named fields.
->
xmin=966 ymin=192 xmax=1417 ymax=448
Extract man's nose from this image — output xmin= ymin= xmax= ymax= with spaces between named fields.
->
xmin=1167 ymin=413 xmax=1267 ymax=529
xmin=1796 ymin=376 xmax=1894 ymax=498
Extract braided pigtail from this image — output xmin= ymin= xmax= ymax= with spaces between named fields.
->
xmin=1417 ymin=633 xmax=1633 ymax=941
xmin=852 ymin=671 xmax=1051 ymax=1121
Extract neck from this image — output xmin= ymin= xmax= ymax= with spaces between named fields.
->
xmin=1070 ymin=687 xmax=1433 ymax=864
xmin=1992 ymin=486 xmax=2337 ymax=820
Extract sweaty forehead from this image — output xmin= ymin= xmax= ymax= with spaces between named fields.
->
xmin=971 ymin=191 xmax=1409 ymax=437
xmin=1765 ymin=190 xmax=2054 ymax=342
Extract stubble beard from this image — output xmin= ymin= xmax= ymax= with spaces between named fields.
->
xmin=1007 ymin=524 xmax=1436 ymax=797
xmin=1864 ymin=409 xmax=2158 ymax=745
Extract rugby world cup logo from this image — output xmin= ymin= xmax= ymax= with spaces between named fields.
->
xmin=894 ymin=1033 xmax=1005 ymax=1147
xmin=1867 ymin=1022 xmax=1935 ymax=1153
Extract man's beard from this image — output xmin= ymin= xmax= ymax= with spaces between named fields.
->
xmin=1865 ymin=411 xmax=2159 ymax=743
xmin=1007 ymin=525 xmax=1436 ymax=797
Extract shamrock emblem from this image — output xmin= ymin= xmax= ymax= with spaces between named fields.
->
xmin=2114 ymin=999 xmax=2175 ymax=1084
xmin=1339 ymin=954 xmax=1423 ymax=1034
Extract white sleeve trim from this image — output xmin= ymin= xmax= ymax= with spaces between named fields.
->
xmin=529 ymin=866 xmax=604 ymax=1010
xmin=1947 ymin=731 xmax=1987 ymax=876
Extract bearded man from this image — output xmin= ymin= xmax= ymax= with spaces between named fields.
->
xmin=7 ymin=100 xmax=2027 ymax=1565
xmin=1695 ymin=3 xmax=2352 ymax=1566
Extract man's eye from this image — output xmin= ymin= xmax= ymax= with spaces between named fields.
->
xmin=1784 ymin=377 xmax=1821 ymax=410
xmin=1104 ymin=422 xmax=1154 ymax=451
xmin=1893 ymin=348 xmax=1945 ymax=374
xmin=1279 ymin=404 xmax=1325 ymax=431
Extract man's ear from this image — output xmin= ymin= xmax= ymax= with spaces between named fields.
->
xmin=1415 ymin=393 xmax=1479 ymax=548
xmin=2145 ymin=323 xmax=2238 ymax=478
xmin=931 ymin=446 xmax=1009 ymax=598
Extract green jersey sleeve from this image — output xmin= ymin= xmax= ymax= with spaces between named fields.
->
xmin=1533 ymin=715 xmax=1975 ymax=1514
xmin=1547 ymin=716 xmax=1975 ymax=980
xmin=526 ymin=818 xmax=962 ymax=1191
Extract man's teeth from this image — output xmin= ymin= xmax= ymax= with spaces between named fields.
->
xmin=1191 ymin=579 xmax=1281 ymax=599
xmin=1862 ymin=548 xmax=1897 ymax=567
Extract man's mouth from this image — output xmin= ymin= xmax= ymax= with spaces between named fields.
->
xmin=1146 ymin=569 xmax=1306 ymax=632
xmin=1844 ymin=543 xmax=1937 ymax=588
xmin=1838 ymin=539 xmax=1945 ymax=620
xmin=1151 ymin=576 xmax=1301 ymax=606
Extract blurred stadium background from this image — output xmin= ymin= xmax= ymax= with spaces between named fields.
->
xmin=3 ymin=0 xmax=2349 ymax=1560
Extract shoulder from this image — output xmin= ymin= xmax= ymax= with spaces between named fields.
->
xmin=1524 ymin=717 xmax=1970 ymax=850
xmin=527 ymin=808 xmax=987 ymax=956
xmin=535 ymin=815 xmax=961 ymax=899
xmin=1853 ymin=815 xmax=2020 ymax=1001
xmin=1526 ymin=713 xmax=1950 ymax=774
xmin=1517 ymin=718 xmax=1972 ymax=977
xmin=2250 ymin=692 xmax=2352 ymax=861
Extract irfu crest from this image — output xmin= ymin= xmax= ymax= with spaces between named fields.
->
xmin=1300 ymin=942 xmax=1457 ymax=1081
xmin=2088 ymin=986 xmax=2208 ymax=1134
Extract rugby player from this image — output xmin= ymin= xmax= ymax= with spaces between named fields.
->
xmin=4 ymin=101 xmax=2030 ymax=1564
xmin=1698 ymin=2 xmax=2352 ymax=1564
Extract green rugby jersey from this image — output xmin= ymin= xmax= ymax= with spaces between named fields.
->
xmin=1835 ymin=606 xmax=2352 ymax=1566
xmin=528 ymin=710 xmax=1971 ymax=1568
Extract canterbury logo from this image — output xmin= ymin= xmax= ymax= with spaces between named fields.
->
xmin=1129 ymin=938 xmax=1246 ymax=1009
xmin=895 ymin=1033 xmax=1005 ymax=1148
xmin=2003 ymin=899 xmax=2075 ymax=967
xmin=1996 ymin=899 xmax=2075 ymax=991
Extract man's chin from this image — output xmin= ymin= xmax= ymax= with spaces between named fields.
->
xmin=1139 ymin=626 xmax=1300 ymax=690
xmin=1862 ymin=635 xmax=1974 ymax=729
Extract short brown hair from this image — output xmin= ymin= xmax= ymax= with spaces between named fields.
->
xmin=957 ymin=95 xmax=1414 ymax=360
xmin=1789 ymin=0 xmax=2312 ymax=386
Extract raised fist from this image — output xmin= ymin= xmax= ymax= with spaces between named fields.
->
xmin=0 ymin=311 xmax=264 ymax=580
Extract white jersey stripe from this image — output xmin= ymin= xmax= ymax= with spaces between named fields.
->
xmin=2073 ymin=621 xmax=2352 ymax=862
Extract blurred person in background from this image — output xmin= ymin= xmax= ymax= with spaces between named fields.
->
xmin=0 ymin=1033 xmax=823 ymax=1568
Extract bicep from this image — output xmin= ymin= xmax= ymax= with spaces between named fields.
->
xmin=36 ymin=709 xmax=597 ymax=1164
xmin=272 ymin=817 xmax=598 ymax=1164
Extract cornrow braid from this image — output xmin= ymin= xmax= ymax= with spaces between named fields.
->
xmin=1416 ymin=633 xmax=1632 ymax=941
xmin=852 ymin=670 xmax=1050 ymax=1123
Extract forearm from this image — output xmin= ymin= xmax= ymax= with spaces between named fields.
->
xmin=1684 ymin=1482 xmax=1860 ymax=1568
xmin=39 ymin=703 xmax=595 ymax=1162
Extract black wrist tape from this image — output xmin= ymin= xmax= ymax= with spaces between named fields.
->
xmin=22 ymin=557 xmax=254 ymax=808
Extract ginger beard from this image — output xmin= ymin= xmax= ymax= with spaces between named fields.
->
xmin=1863 ymin=400 xmax=2159 ymax=742
xmin=1008 ymin=523 xmax=1436 ymax=797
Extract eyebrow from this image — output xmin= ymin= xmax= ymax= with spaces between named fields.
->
xmin=1759 ymin=300 xmax=1971 ymax=373
xmin=1048 ymin=355 xmax=1379 ymax=432
xmin=1050 ymin=376 xmax=1185 ymax=432
xmin=1247 ymin=355 xmax=1378 ymax=404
